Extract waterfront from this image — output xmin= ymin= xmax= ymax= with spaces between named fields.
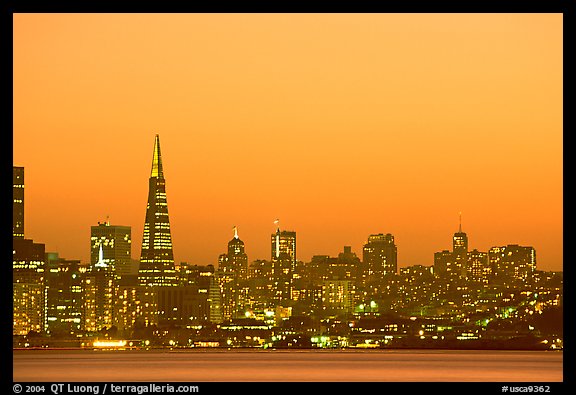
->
xmin=13 ymin=349 xmax=562 ymax=382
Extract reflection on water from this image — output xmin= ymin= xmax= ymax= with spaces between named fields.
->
xmin=13 ymin=349 xmax=563 ymax=382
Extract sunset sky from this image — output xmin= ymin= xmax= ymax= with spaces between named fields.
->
xmin=13 ymin=13 xmax=563 ymax=271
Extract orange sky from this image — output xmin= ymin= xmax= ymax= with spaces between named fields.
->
xmin=13 ymin=13 xmax=563 ymax=271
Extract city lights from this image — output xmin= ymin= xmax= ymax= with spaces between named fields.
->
xmin=12 ymin=136 xmax=563 ymax=351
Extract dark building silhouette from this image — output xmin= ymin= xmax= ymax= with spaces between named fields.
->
xmin=13 ymin=166 xmax=24 ymax=238
xmin=138 ymin=134 xmax=177 ymax=287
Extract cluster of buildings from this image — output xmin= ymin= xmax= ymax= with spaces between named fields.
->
xmin=13 ymin=136 xmax=563 ymax=349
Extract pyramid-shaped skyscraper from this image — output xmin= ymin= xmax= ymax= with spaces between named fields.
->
xmin=138 ymin=134 xmax=177 ymax=286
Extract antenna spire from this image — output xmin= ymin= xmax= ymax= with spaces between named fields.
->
xmin=233 ymin=225 xmax=238 ymax=239
xmin=459 ymin=211 xmax=462 ymax=233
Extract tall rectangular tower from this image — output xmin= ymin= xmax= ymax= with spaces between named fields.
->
xmin=271 ymin=227 xmax=297 ymax=268
xmin=13 ymin=238 xmax=46 ymax=335
xmin=362 ymin=233 xmax=397 ymax=277
xmin=91 ymin=221 xmax=133 ymax=277
xmin=13 ymin=166 xmax=25 ymax=238
xmin=138 ymin=135 xmax=177 ymax=287
xmin=452 ymin=213 xmax=469 ymax=279
xmin=489 ymin=245 xmax=536 ymax=284
xmin=271 ymin=224 xmax=296 ymax=303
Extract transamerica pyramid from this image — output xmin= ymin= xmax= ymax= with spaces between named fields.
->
xmin=138 ymin=134 xmax=177 ymax=286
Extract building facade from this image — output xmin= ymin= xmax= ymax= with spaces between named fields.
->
xmin=362 ymin=233 xmax=397 ymax=278
xmin=489 ymin=245 xmax=536 ymax=284
xmin=13 ymin=166 xmax=25 ymax=239
xmin=13 ymin=238 xmax=46 ymax=335
xmin=139 ymin=134 xmax=177 ymax=287
xmin=45 ymin=253 xmax=84 ymax=335
xmin=91 ymin=221 xmax=133 ymax=278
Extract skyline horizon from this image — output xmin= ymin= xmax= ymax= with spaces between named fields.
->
xmin=14 ymin=14 xmax=562 ymax=271
xmin=13 ymin=149 xmax=560 ymax=271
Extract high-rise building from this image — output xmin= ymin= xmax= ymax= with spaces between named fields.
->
xmin=13 ymin=166 xmax=24 ymax=238
xmin=218 ymin=227 xmax=249 ymax=320
xmin=489 ymin=245 xmax=536 ymax=284
xmin=321 ymin=279 xmax=354 ymax=317
xmin=362 ymin=233 xmax=397 ymax=277
xmin=45 ymin=253 xmax=85 ymax=335
xmin=270 ymin=223 xmax=296 ymax=304
xmin=13 ymin=238 xmax=46 ymax=335
xmin=115 ymin=277 xmax=142 ymax=337
xmin=433 ymin=250 xmax=453 ymax=279
xmin=139 ymin=134 xmax=177 ymax=287
xmin=271 ymin=223 xmax=297 ymax=270
xmin=91 ymin=221 xmax=133 ymax=278
xmin=84 ymin=244 xmax=116 ymax=331
xmin=452 ymin=214 xmax=469 ymax=279
xmin=467 ymin=249 xmax=490 ymax=284
xmin=208 ymin=271 xmax=224 ymax=324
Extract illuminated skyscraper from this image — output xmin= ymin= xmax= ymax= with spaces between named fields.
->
xmin=271 ymin=222 xmax=296 ymax=303
xmin=467 ymin=249 xmax=490 ymax=284
xmin=452 ymin=213 xmax=468 ymax=279
xmin=362 ymin=233 xmax=397 ymax=277
xmin=218 ymin=227 xmax=249 ymax=320
xmin=13 ymin=166 xmax=24 ymax=238
xmin=45 ymin=253 xmax=84 ymax=335
xmin=489 ymin=244 xmax=536 ymax=284
xmin=91 ymin=221 xmax=133 ymax=278
xmin=85 ymin=243 xmax=116 ymax=331
xmin=271 ymin=222 xmax=296 ymax=270
xmin=434 ymin=250 xmax=453 ymax=279
xmin=13 ymin=238 xmax=46 ymax=335
xmin=226 ymin=226 xmax=249 ymax=279
xmin=138 ymin=134 xmax=177 ymax=287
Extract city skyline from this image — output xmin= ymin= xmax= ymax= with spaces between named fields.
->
xmin=13 ymin=13 xmax=562 ymax=271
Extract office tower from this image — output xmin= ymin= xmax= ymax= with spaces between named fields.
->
xmin=84 ymin=244 xmax=116 ymax=331
xmin=271 ymin=223 xmax=297 ymax=270
xmin=139 ymin=134 xmax=177 ymax=287
xmin=13 ymin=238 xmax=46 ymax=335
xmin=208 ymin=271 xmax=223 ymax=324
xmin=489 ymin=245 xmax=536 ymax=284
xmin=362 ymin=233 xmax=398 ymax=277
xmin=434 ymin=250 xmax=454 ymax=279
xmin=218 ymin=227 xmax=249 ymax=320
xmin=45 ymin=253 xmax=84 ymax=335
xmin=245 ymin=259 xmax=274 ymax=312
xmin=13 ymin=166 xmax=24 ymax=238
xmin=270 ymin=222 xmax=296 ymax=304
xmin=321 ymin=279 xmax=354 ymax=316
xmin=115 ymin=279 xmax=142 ymax=336
xmin=227 ymin=227 xmax=249 ymax=280
xmin=91 ymin=221 xmax=133 ymax=278
xmin=176 ymin=263 xmax=214 ymax=322
xmin=452 ymin=214 xmax=469 ymax=279
xmin=467 ymin=249 xmax=490 ymax=284
xmin=335 ymin=246 xmax=361 ymax=280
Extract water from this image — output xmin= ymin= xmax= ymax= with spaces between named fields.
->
xmin=13 ymin=349 xmax=562 ymax=382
